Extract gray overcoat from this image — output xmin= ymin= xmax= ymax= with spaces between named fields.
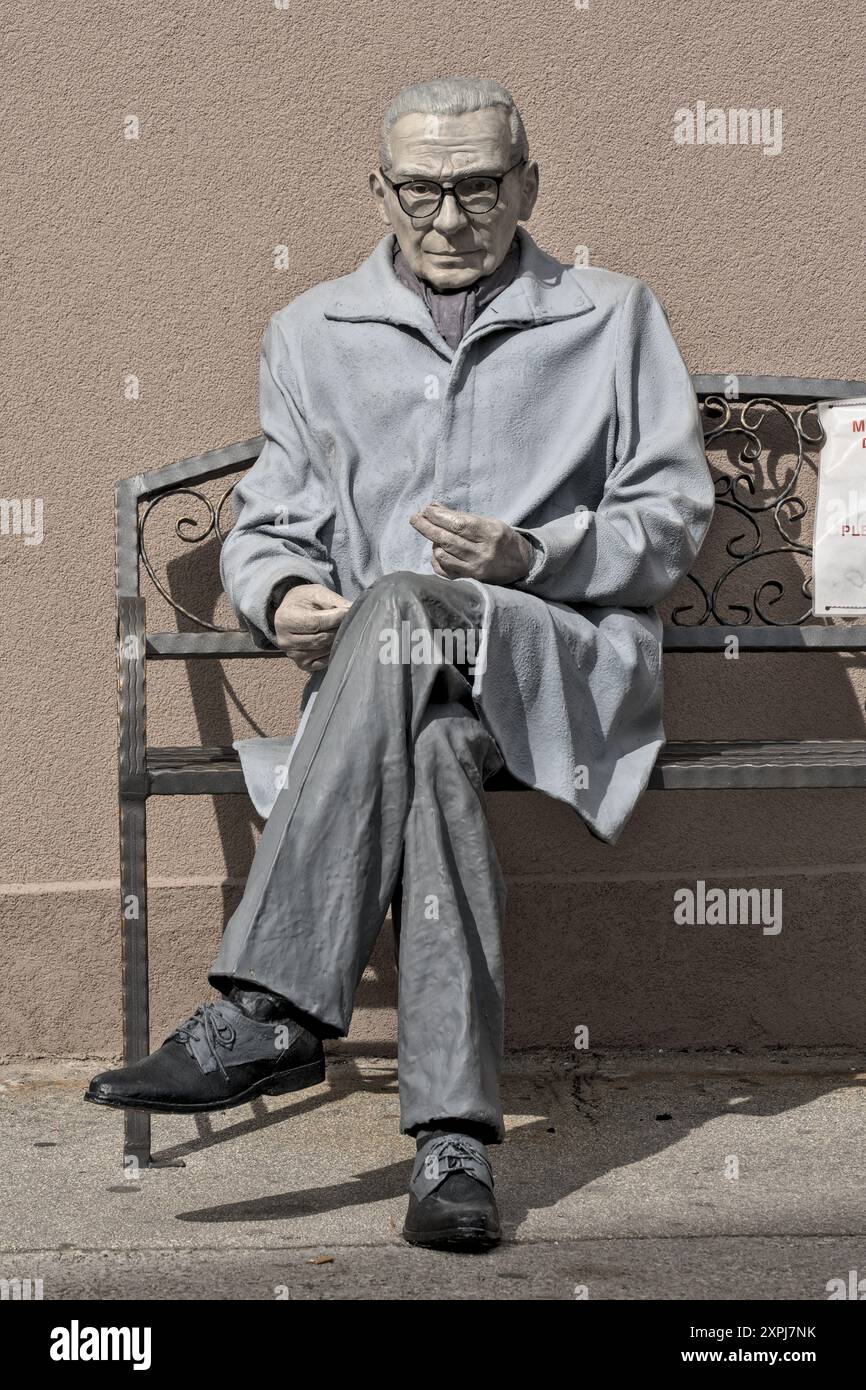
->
xmin=221 ymin=226 xmax=716 ymax=844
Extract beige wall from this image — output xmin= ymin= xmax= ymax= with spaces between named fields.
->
xmin=2 ymin=1 xmax=865 ymax=1059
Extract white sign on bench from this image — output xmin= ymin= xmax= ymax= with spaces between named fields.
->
xmin=813 ymin=397 xmax=866 ymax=615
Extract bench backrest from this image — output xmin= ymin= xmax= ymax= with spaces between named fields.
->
xmin=116 ymin=375 xmax=866 ymax=658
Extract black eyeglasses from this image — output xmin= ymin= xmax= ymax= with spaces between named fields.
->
xmin=379 ymin=158 xmax=526 ymax=219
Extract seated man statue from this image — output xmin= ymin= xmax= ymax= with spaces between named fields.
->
xmin=87 ymin=76 xmax=716 ymax=1253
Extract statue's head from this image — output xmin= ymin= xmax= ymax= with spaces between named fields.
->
xmin=370 ymin=77 xmax=539 ymax=291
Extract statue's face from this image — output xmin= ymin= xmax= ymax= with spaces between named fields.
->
xmin=370 ymin=107 xmax=538 ymax=290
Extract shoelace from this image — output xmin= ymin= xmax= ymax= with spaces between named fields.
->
xmin=420 ymin=1135 xmax=494 ymax=1184
xmin=169 ymin=1003 xmax=237 ymax=1078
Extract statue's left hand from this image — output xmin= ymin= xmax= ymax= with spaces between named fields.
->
xmin=409 ymin=501 xmax=534 ymax=584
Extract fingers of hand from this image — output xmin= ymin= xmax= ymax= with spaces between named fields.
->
xmin=290 ymin=638 xmax=333 ymax=669
xmin=278 ymin=630 xmax=336 ymax=662
xmin=432 ymin=544 xmax=478 ymax=578
xmin=411 ymin=512 xmax=479 ymax=560
xmin=277 ymin=604 xmax=346 ymax=636
xmin=304 ymin=583 xmax=349 ymax=607
xmin=310 ymin=591 xmax=352 ymax=613
xmin=277 ymin=585 xmax=350 ymax=625
xmin=422 ymin=502 xmax=484 ymax=543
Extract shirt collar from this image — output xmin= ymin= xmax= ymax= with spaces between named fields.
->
xmin=390 ymin=235 xmax=522 ymax=351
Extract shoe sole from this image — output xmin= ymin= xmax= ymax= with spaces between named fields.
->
xmin=402 ymin=1222 xmax=501 ymax=1252
xmin=83 ymin=1057 xmax=326 ymax=1114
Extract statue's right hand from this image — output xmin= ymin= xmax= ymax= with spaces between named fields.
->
xmin=273 ymin=583 xmax=352 ymax=672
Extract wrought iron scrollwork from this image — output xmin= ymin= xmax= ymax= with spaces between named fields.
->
xmin=139 ymin=393 xmax=830 ymax=632
xmin=670 ymin=395 xmax=826 ymax=626
xmin=138 ymin=485 xmax=236 ymax=631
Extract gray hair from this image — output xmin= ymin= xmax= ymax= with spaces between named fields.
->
xmin=379 ymin=77 xmax=529 ymax=171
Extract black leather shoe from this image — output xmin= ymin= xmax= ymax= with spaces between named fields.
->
xmin=402 ymin=1133 xmax=501 ymax=1251
xmin=84 ymin=999 xmax=325 ymax=1113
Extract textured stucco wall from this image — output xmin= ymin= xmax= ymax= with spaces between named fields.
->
xmin=2 ymin=1 xmax=865 ymax=1059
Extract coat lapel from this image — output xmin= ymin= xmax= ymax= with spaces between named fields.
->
xmin=323 ymin=227 xmax=595 ymax=358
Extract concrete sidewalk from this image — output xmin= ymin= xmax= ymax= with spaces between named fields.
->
xmin=1 ymin=1050 xmax=864 ymax=1300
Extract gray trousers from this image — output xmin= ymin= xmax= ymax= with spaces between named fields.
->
xmin=210 ymin=571 xmax=508 ymax=1143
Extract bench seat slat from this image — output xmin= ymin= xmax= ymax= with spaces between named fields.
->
xmin=649 ymin=739 xmax=866 ymax=789
xmin=145 ymin=740 xmax=866 ymax=796
xmin=146 ymin=626 xmax=866 ymax=659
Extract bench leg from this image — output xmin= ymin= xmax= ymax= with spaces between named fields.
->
xmin=119 ymin=794 xmax=151 ymax=1172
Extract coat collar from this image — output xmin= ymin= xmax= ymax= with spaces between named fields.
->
xmin=322 ymin=226 xmax=594 ymax=354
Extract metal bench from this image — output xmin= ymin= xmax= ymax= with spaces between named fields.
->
xmin=115 ymin=373 xmax=866 ymax=1167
